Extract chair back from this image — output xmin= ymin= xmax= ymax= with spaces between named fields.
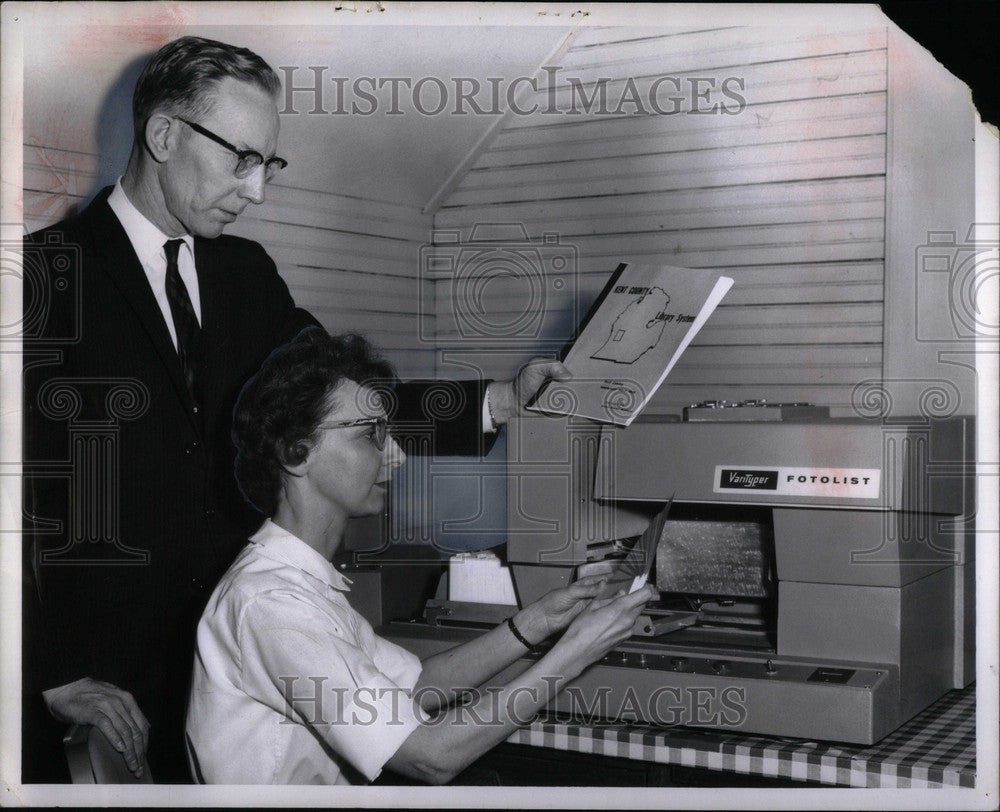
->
xmin=63 ymin=724 xmax=153 ymax=783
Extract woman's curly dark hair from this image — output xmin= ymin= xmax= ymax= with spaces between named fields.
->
xmin=232 ymin=327 xmax=396 ymax=515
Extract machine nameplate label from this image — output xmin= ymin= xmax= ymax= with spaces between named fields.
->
xmin=715 ymin=466 xmax=881 ymax=498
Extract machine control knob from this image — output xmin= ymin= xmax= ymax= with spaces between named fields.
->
xmin=711 ymin=660 xmax=731 ymax=674
xmin=670 ymin=657 xmax=688 ymax=671
xmin=619 ymin=651 xmax=628 ymax=663
xmin=638 ymin=654 xmax=647 ymax=667
xmin=765 ymin=659 xmax=778 ymax=675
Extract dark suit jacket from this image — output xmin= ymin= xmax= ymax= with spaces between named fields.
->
xmin=21 ymin=188 xmax=493 ymax=782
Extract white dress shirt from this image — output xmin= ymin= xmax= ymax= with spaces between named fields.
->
xmin=107 ymin=180 xmax=201 ymax=349
xmin=186 ymin=520 xmax=427 ymax=784
xmin=482 ymin=386 xmax=498 ymax=432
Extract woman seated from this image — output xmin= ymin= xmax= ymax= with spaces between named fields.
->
xmin=185 ymin=327 xmax=655 ymax=785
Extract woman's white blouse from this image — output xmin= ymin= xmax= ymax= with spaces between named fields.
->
xmin=186 ymin=519 xmax=426 ymax=784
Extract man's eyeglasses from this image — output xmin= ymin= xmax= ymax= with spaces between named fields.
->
xmin=177 ymin=118 xmax=288 ymax=182
xmin=317 ymin=417 xmax=389 ymax=451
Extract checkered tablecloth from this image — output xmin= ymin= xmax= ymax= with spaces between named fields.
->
xmin=506 ymin=685 xmax=976 ymax=788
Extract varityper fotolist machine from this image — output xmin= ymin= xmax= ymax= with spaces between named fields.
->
xmin=381 ymin=407 xmax=975 ymax=744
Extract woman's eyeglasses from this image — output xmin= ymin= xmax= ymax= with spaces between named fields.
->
xmin=318 ymin=417 xmax=389 ymax=451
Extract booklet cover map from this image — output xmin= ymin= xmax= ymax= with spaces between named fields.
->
xmin=528 ymin=262 xmax=733 ymax=425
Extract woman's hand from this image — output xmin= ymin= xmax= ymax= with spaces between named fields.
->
xmin=396 ymin=582 xmax=657 ymax=785
xmin=513 ymin=574 xmax=615 ymax=645
xmin=557 ymin=584 xmax=658 ymax=666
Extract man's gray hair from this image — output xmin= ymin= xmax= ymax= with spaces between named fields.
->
xmin=132 ymin=35 xmax=280 ymax=135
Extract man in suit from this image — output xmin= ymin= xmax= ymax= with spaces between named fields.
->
xmin=22 ymin=35 xmax=567 ymax=783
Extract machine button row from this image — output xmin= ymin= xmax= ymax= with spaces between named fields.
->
xmin=608 ymin=652 xmax=792 ymax=679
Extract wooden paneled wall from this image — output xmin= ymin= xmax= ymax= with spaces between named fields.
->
xmin=22 ymin=145 xmax=436 ymax=379
xmin=227 ymin=186 xmax=435 ymax=379
xmin=432 ymin=24 xmax=890 ymax=415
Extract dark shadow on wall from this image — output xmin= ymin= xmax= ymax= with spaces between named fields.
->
xmin=79 ymin=52 xmax=153 ymax=211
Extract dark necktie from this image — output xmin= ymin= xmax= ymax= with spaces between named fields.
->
xmin=163 ymin=239 xmax=202 ymax=407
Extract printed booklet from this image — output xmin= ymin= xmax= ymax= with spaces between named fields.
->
xmin=528 ymin=262 xmax=733 ymax=425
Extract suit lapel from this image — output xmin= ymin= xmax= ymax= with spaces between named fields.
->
xmin=83 ymin=191 xmax=201 ymax=433
xmin=192 ymin=237 xmax=236 ymax=426
xmin=192 ymin=237 xmax=230 ymax=356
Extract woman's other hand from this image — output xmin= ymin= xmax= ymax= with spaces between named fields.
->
xmin=558 ymin=584 xmax=658 ymax=665
xmin=513 ymin=574 xmax=616 ymax=645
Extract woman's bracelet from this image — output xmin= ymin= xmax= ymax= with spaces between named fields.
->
xmin=506 ymin=616 xmax=538 ymax=651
